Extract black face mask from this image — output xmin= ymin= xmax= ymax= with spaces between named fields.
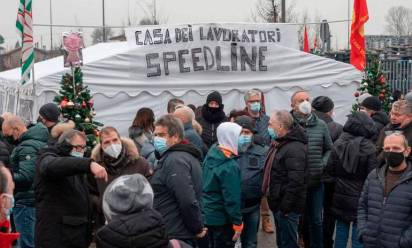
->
xmin=384 ymin=151 xmax=405 ymax=168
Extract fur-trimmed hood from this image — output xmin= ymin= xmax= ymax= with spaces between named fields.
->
xmin=50 ymin=121 xmax=76 ymax=139
xmin=91 ymin=137 xmax=139 ymax=162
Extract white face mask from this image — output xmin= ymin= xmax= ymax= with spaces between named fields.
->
xmin=299 ymin=101 xmax=312 ymax=115
xmin=103 ymin=144 xmax=123 ymax=159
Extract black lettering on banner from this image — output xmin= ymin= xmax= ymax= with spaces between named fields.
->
xmin=207 ymin=27 xmax=214 ymax=40
xmin=163 ymin=52 xmax=177 ymax=76
xmin=259 ymin=31 xmax=267 ymax=42
xmin=181 ymin=28 xmax=189 ymax=42
xmin=204 ymin=46 xmax=215 ymax=70
xmin=240 ymin=46 xmax=257 ymax=71
xmin=191 ymin=48 xmax=205 ymax=71
xmin=232 ymin=30 xmax=241 ymax=42
xmin=223 ymin=29 xmax=232 ymax=41
xmin=276 ymin=28 xmax=281 ymax=42
xmin=175 ymin=28 xmax=182 ymax=43
xmin=267 ymin=31 xmax=276 ymax=42
xmin=188 ymin=25 xmax=194 ymax=41
xmin=135 ymin=31 xmax=143 ymax=45
xmin=259 ymin=46 xmax=268 ymax=71
xmin=200 ymin=27 xmax=206 ymax=40
xmin=153 ymin=29 xmax=163 ymax=44
xmin=231 ymin=43 xmax=238 ymax=71
xmin=213 ymin=27 xmax=223 ymax=41
xmin=242 ymin=30 xmax=250 ymax=42
xmin=164 ymin=29 xmax=172 ymax=44
xmin=144 ymin=30 xmax=153 ymax=45
xmin=146 ymin=53 xmax=161 ymax=77
xmin=178 ymin=50 xmax=190 ymax=73
xmin=248 ymin=30 xmax=258 ymax=42
xmin=216 ymin=46 xmax=230 ymax=71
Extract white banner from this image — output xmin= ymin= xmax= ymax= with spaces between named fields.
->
xmin=125 ymin=23 xmax=299 ymax=78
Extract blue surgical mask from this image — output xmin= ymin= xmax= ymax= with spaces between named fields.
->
xmin=268 ymin=128 xmax=278 ymax=140
xmin=250 ymin=102 xmax=261 ymax=113
xmin=238 ymin=135 xmax=252 ymax=148
xmin=154 ymin=137 xmax=168 ymax=154
xmin=2 ymin=193 xmax=14 ymax=220
xmin=70 ymin=151 xmax=84 ymax=158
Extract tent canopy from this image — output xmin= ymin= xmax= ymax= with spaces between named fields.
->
xmin=0 ymin=41 xmax=362 ymax=135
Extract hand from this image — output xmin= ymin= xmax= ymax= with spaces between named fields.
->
xmin=196 ymin=227 xmax=208 ymax=239
xmin=232 ymin=231 xmax=241 ymax=242
xmin=90 ymin=162 xmax=108 ymax=182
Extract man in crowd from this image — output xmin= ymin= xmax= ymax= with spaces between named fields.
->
xmin=243 ymin=89 xmax=274 ymax=233
xmin=263 ymin=110 xmax=308 ymax=248
xmin=360 ymin=96 xmax=390 ymax=141
xmin=35 ymin=129 xmax=108 ymax=248
xmin=90 ymin=126 xmax=152 ymax=228
xmin=197 ymin=91 xmax=227 ymax=148
xmin=311 ymin=96 xmax=343 ymax=248
xmin=150 ymin=115 xmax=206 ymax=246
xmin=173 ymin=106 xmax=208 ymax=157
xmin=357 ymin=133 xmax=412 ymax=248
xmin=234 ymin=115 xmax=268 ymax=248
xmin=377 ymin=100 xmax=412 ymax=161
xmin=167 ymin=98 xmax=184 ymax=114
xmin=2 ymin=116 xmax=48 ymax=248
xmin=0 ymin=117 xmax=11 ymax=166
xmin=38 ymin=102 xmax=76 ymax=145
xmin=291 ymin=90 xmax=333 ymax=248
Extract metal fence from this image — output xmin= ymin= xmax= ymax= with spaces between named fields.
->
xmin=381 ymin=60 xmax=412 ymax=93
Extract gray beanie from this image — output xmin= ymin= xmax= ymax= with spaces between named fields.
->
xmin=102 ymin=174 xmax=153 ymax=221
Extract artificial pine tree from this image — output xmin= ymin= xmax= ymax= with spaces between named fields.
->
xmin=352 ymin=59 xmax=392 ymax=113
xmin=54 ymin=68 xmax=103 ymax=151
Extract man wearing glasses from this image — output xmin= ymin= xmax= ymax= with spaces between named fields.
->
xmin=35 ymin=129 xmax=108 ymax=248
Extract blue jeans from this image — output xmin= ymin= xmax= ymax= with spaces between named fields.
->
xmin=304 ymin=183 xmax=324 ymax=248
xmin=334 ymin=220 xmax=363 ymax=248
xmin=274 ymin=211 xmax=300 ymax=248
xmin=241 ymin=204 xmax=260 ymax=248
xmin=13 ymin=205 xmax=35 ymax=248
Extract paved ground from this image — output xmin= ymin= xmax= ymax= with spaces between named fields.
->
xmin=257 ymin=226 xmax=277 ymax=248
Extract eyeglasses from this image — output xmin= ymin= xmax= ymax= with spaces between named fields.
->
xmin=72 ymin=145 xmax=86 ymax=151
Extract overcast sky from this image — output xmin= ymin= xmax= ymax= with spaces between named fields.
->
xmin=1 ymin=0 xmax=411 ymax=50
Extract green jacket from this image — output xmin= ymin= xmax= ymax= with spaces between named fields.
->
xmin=202 ymin=145 xmax=242 ymax=226
xmin=292 ymin=111 xmax=333 ymax=185
xmin=11 ymin=123 xmax=48 ymax=206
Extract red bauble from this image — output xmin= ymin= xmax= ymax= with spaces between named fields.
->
xmin=89 ymin=99 xmax=94 ymax=107
xmin=60 ymin=99 xmax=68 ymax=108
xmin=379 ymin=93 xmax=385 ymax=100
xmin=82 ymin=101 xmax=87 ymax=108
xmin=379 ymin=75 xmax=386 ymax=84
xmin=354 ymin=92 xmax=360 ymax=97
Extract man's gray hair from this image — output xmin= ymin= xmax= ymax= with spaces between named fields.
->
xmin=385 ymin=132 xmax=409 ymax=148
xmin=155 ymin=115 xmax=184 ymax=140
xmin=244 ymin=89 xmax=262 ymax=103
xmin=271 ymin=110 xmax=294 ymax=130
xmin=58 ymin=129 xmax=87 ymax=144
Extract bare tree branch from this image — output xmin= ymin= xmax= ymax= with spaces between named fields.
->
xmin=385 ymin=6 xmax=412 ymax=36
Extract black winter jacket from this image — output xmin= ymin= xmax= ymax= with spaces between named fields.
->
xmin=96 ymin=209 xmax=191 ymax=248
xmin=196 ymin=106 xmax=227 ymax=148
xmin=0 ymin=139 xmax=10 ymax=166
xmin=268 ymin=125 xmax=308 ymax=214
xmin=327 ymin=112 xmax=377 ymax=223
xmin=357 ymin=161 xmax=412 ymax=248
xmin=370 ymin=111 xmax=389 ymax=142
xmin=150 ymin=142 xmax=203 ymax=240
xmin=35 ymin=145 xmax=93 ymax=248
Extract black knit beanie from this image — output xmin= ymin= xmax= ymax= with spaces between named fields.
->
xmin=39 ymin=103 xmax=60 ymax=122
xmin=206 ymin=91 xmax=223 ymax=106
xmin=312 ymin=96 xmax=334 ymax=113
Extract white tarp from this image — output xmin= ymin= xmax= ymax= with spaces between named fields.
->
xmin=0 ymin=23 xmax=361 ymax=135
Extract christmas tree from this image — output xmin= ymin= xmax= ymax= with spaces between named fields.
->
xmin=352 ymin=59 xmax=391 ymax=113
xmin=54 ymin=68 xmax=103 ymax=151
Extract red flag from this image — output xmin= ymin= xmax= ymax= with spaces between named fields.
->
xmin=350 ymin=0 xmax=369 ymax=70
xmin=303 ymin=26 xmax=309 ymax=52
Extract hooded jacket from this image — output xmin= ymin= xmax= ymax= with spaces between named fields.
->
xmin=326 ymin=112 xmax=377 ymax=223
xmin=11 ymin=123 xmax=48 ymax=206
xmin=357 ymin=161 xmax=412 ymax=248
xmin=370 ymin=111 xmax=390 ymax=141
xmin=196 ymin=105 xmax=227 ymax=148
xmin=96 ymin=209 xmax=191 ymax=248
xmin=267 ymin=125 xmax=308 ymax=214
xmin=35 ymin=144 xmax=94 ymax=248
xmin=183 ymin=122 xmax=208 ymax=158
xmin=150 ymin=142 xmax=204 ymax=240
xmin=202 ymin=122 xmax=242 ymax=226
xmin=292 ymin=111 xmax=333 ymax=186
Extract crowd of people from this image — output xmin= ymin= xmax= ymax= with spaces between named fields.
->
xmin=0 ymin=88 xmax=411 ymax=248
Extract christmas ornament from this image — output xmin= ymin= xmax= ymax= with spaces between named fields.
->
xmin=82 ymin=101 xmax=87 ymax=108
xmin=379 ymin=75 xmax=386 ymax=84
xmin=67 ymin=101 xmax=75 ymax=109
xmin=84 ymin=117 xmax=91 ymax=123
xmin=379 ymin=93 xmax=385 ymax=100
xmin=75 ymin=114 xmax=81 ymax=121
xmin=60 ymin=99 xmax=68 ymax=108
xmin=89 ymin=99 xmax=94 ymax=107
xmin=92 ymin=111 xmax=96 ymax=116
xmin=354 ymin=92 xmax=360 ymax=97
xmin=363 ymin=82 xmax=368 ymax=86
xmin=74 ymin=102 xmax=81 ymax=110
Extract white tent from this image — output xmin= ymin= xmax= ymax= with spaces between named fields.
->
xmin=0 ymin=41 xmax=361 ymax=135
